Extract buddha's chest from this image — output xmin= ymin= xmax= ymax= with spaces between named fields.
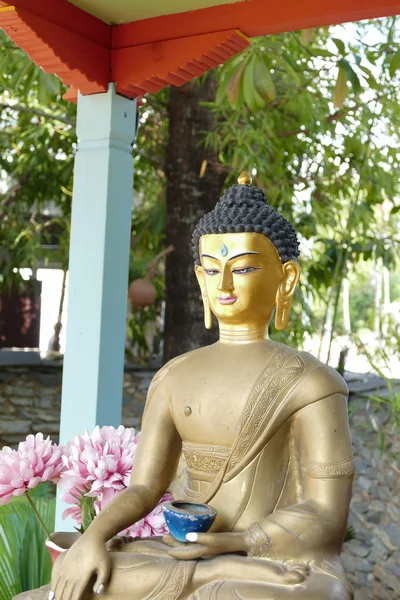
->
xmin=170 ymin=362 xmax=263 ymax=447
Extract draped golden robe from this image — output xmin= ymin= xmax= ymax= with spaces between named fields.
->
xmin=83 ymin=344 xmax=355 ymax=600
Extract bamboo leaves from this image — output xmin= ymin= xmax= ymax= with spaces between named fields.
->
xmin=333 ymin=59 xmax=362 ymax=108
xmin=389 ymin=48 xmax=400 ymax=77
xmin=300 ymin=28 xmax=316 ymax=46
xmin=333 ymin=62 xmax=349 ymax=108
xmin=221 ymin=53 xmax=278 ymax=114
xmin=226 ymin=59 xmax=248 ymax=105
xmin=0 ymin=491 xmax=55 ymax=600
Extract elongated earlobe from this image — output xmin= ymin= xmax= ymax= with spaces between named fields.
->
xmin=274 ymin=261 xmax=300 ymax=330
xmin=275 ymin=295 xmax=293 ymax=330
xmin=195 ymin=265 xmax=213 ymax=330
xmin=202 ymin=296 xmax=213 ymax=330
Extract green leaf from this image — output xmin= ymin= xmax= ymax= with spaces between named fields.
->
xmin=333 ymin=64 xmax=349 ymax=108
xmin=242 ymin=55 xmax=266 ymax=113
xmin=391 ymin=205 xmax=400 ymax=215
xmin=300 ymin=28 xmax=315 ymax=46
xmin=253 ymin=55 xmax=276 ymax=102
xmin=80 ymin=494 xmax=96 ymax=533
xmin=310 ymin=48 xmax=335 ymax=58
xmin=0 ymin=494 xmax=55 ymax=600
xmin=331 ymin=38 xmax=346 ymax=56
xmin=358 ymin=65 xmax=379 ymax=90
xmin=226 ymin=58 xmax=248 ymax=104
xmin=273 ymin=55 xmax=301 ymax=84
xmin=340 ymin=59 xmax=362 ymax=95
xmin=389 ymin=48 xmax=400 ymax=78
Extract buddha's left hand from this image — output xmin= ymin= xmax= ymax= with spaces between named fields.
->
xmin=164 ymin=531 xmax=250 ymax=560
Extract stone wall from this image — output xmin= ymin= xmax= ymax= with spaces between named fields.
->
xmin=0 ymin=362 xmax=157 ymax=448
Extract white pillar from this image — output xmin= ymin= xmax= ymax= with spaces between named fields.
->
xmin=56 ymin=84 xmax=137 ymax=531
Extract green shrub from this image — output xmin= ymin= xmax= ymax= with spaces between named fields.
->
xmin=0 ymin=485 xmax=55 ymax=600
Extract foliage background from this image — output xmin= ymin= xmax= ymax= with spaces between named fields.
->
xmin=0 ymin=484 xmax=55 ymax=600
xmin=1 ymin=19 xmax=400 ymax=361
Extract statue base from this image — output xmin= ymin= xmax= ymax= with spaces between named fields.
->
xmin=13 ymin=584 xmax=50 ymax=600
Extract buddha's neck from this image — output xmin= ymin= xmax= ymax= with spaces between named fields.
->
xmin=218 ymin=322 xmax=269 ymax=344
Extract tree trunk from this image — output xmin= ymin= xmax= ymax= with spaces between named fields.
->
xmin=164 ymin=75 xmax=228 ymax=361
xmin=342 ymin=276 xmax=351 ymax=336
xmin=374 ymin=257 xmax=383 ymax=336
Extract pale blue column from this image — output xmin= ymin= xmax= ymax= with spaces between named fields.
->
xmin=56 ymin=84 xmax=136 ymax=531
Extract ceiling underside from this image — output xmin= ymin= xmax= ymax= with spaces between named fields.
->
xmin=67 ymin=0 xmax=245 ymax=24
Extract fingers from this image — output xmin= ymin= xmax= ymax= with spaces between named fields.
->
xmin=168 ymin=543 xmax=210 ymax=560
xmin=185 ymin=532 xmax=245 ymax=553
xmin=70 ymin=575 xmax=92 ymax=600
xmin=61 ymin=579 xmax=77 ymax=600
xmin=93 ymin=561 xmax=111 ymax=594
xmin=280 ymin=570 xmax=306 ymax=585
xmin=185 ymin=532 xmax=217 ymax=545
xmin=162 ymin=533 xmax=183 ymax=548
xmin=275 ymin=562 xmax=309 ymax=586
xmin=53 ymin=575 xmax=68 ymax=600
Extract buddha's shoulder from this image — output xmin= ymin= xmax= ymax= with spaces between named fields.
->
xmin=261 ymin=341 xmax=348 ymax=400
xmin=149 ymin=350 xmax=195 ymax=388
xmin=292 ymin=347 xmax=349 ymax=400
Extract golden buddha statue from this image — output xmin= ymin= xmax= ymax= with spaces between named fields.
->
xmin=50 ymin=173 xmax=354 ymax=600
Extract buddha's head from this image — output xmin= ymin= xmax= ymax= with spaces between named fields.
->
xmin=192 ymin=173 xmax=300 ymax=335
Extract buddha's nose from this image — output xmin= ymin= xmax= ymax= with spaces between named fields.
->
xmin=218 ymin=267 xmax=234 ymax=292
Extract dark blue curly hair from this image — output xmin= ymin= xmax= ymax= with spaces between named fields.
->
xmin=192 ymin=182 xmax=300 ymax=265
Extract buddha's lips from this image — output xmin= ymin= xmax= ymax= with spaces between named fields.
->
xmin=218 ymin=296 xmax=237 ymax=305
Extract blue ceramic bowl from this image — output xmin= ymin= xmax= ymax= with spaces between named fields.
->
xmin=163 ymin=501 xmax=217 ymax=542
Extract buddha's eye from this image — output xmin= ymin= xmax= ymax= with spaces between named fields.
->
xmin=204 ymin=269 xmax=220 ymax=276
xmin=232 ymin=267 xmax=260 ymax=275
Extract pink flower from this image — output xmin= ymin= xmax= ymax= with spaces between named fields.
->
xmin=95 ymin=491 xmax=173 ymax=538
xmin=0 ymin=433 xmax=64 ymax=505
xmin=60 ymin=425 xmax=171 ymax=538
xmin=60 ymin=426 xmax=139 ymax=501
xmin=125 ymin=493 xmax=173 ymax=537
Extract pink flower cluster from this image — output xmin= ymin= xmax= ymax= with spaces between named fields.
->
xmin=0 ymin=433 xmax=64 ymax=504
xmin=0 ymin=426 xmax=171 ymax=538
xmin=59 ymin=425 xmax=171 ymax=537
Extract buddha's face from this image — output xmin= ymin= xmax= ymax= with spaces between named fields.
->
xmin=195 ymin=233 xmax=299 ymax=327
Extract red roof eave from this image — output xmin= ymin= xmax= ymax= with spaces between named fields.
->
xmin=112 ymin=0 xmax=400 ymax=48
xmin=0 ymin=0 xmax=110 ymax=95
xmin=0 ymin=0 xmax=400 ymax=101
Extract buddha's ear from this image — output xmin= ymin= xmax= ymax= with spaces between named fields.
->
xmin=275 ymin=261 xmax=300 ymax=330
xmin=195 ymin=265 xmax=213 ymax=330
xmin=280 ymin=261 xmax=300 ymax=296
xmin=195 ymin=265 xmax=206 ymax=294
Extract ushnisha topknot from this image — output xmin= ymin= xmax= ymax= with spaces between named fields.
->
xmin=192 ymin=172 xmax=300 ymax=265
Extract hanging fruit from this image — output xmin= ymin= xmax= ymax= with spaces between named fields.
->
xmin=128 ymin=245 xmax=174 ymax=308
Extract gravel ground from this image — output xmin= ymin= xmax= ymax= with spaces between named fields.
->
xmin=342 ymin=393 xmax=400 ymax=600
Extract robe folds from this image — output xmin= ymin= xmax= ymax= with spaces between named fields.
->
xmin=105 ymin=344 xmax=354 ymax=600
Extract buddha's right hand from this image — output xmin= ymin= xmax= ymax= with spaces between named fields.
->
xmin=50 ymin=533 xmax=111 ymax=600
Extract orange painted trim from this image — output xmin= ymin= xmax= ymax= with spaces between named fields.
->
xmin=112 ymin=0 xmax=400 ymax=49
xmin=0 ymin=2 xmax=109 ymax=96
xmin=1 ymin=0 xmax=399 ymax=102
xmin=3 ymin=0 xmax=109 ymax=47
xmin=113 ymin=29 xmax=249 ymax=99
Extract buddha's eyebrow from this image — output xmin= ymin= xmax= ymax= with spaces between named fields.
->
xmin=201 ymin=252 xmax=259 ymax=262
xmin=227 ymin=252 xmax=259 ymax=262
xmin=201 ymin=253 xmax=218 ymax=260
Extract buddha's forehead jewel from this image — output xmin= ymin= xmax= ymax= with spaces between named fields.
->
xmin=199 ymin=232 xmax=281 ymax=261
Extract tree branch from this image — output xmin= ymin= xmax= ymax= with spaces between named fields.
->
xmin=0 ymin=170 xmax=32 ymax=216
xmin=134 ymin=147 xmax=164 ymax=168
xmin=0 ymin=102 xmax=75 ymax=126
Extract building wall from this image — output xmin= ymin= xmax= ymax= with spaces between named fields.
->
xmin=0 ymin=364 xmax=157 ymax=448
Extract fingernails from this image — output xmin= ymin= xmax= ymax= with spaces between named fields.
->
xmin=48 ymin=592 xmax=55 ymax=600
xmin=96 ymin=584 xmax=104 ymax=595
xmin=186 ymin=532 xmax=198 ymax=542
